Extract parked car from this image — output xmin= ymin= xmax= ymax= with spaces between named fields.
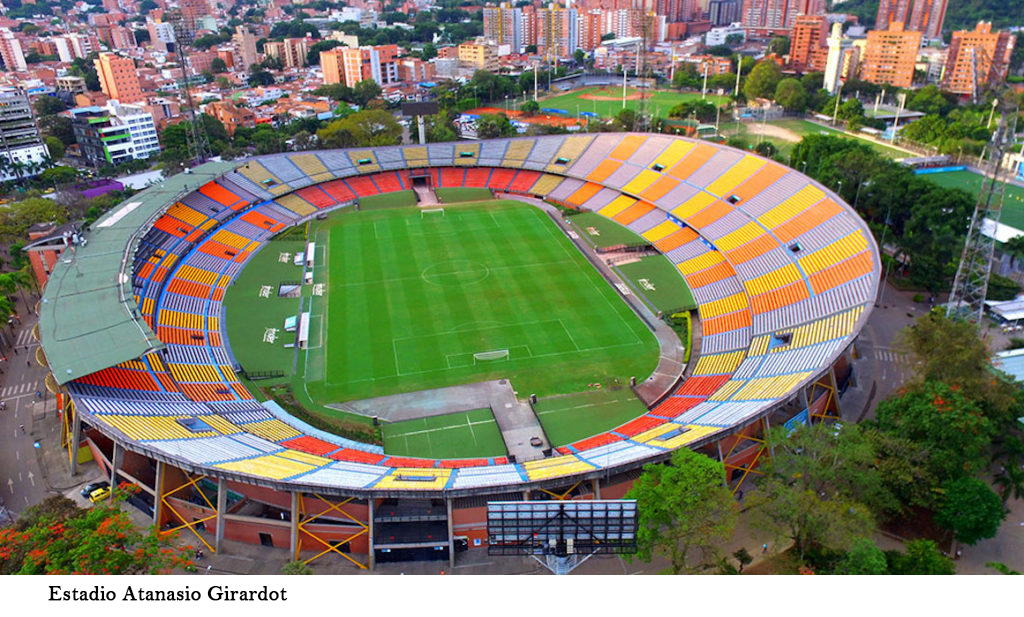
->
xmin=88 ymin=486 xmax=111 ymax=503
xmin=80 ymin=480 xmax=109 ymax=498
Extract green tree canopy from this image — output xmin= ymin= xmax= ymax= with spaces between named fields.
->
xmin=316 ymin=109 xmax=402 ymax=148
xmin=886 ymin=539 xmax=955 ymax=575
xmin=743 ymin=61 xmax=783 ymax=100
xmin=43 ymin=136 xmax=65 ymax=160
xmin=626 ymin=448 xmax=737 ymax=574
xmin=834 ymin=537 xmax=888 ymax=574
xmin=475 ymin=113 xmax=516 ymax=139
xmin=774 ymin=77 xmax=808 ymax=112
xmin=935 ymin=477 xmax=1006 ymax=545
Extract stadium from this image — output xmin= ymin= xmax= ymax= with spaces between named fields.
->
xmin=38 ymin=133 xmax=879 ymax=569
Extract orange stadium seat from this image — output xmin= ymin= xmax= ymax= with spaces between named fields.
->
xmin=198 ymin=181 xmax=244 ymax=208
xmin=654 ymin=228 xmax=699 ymax=252
xmin=440 ymin=167 xmax=466 ymax=187
xmin=701 ymin=309 xmax=752 ymax=336
xmin=295 ymin=186 xmax=336 ymax=209
xmin=329 ymin=449 xmax=387 ymax=464
xmin=616 ymin=415 xmax=668 ymax=437
xmin=487 ymin=168 xmax=516 ymax=191
xmin=508 ymin=170 xmax=542 ymax=193
xmin=750 ymin=280 xmax=811 ymax=314
xmin=652 ymin=396 xmax=706 ymax=417
xmin=464 ymin=168 xmax=490 ymax=187
xmin=319 ymin=179 xmax=357 ymax=203
xmin=77 ymin=366 xmax=162 ymax=391
xmin=772 ymin=199 xmax=843 ymax=243
xmin=729 ymin=163 xmax=789 ymax=203
xmin=281 ymin=436 xmax=340 ymax=456
xmin=684 ymin=261 xmax=736 ymax=289
xmin=344 ymin=175 xmax=380 ymax=197
xmin=373 ymin=171 xmax=404 ymax=193
xmin=667 ymin=143 xmax=716 ymax=180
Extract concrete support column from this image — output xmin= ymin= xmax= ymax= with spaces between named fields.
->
xmin=152 ymin=461 xmax=164 ymax=526
xmin=716 ymin=441 xmax=728 ymax=487
xmin=829 ymin=366 xmax=844 ymax=418
xmin=110 ymin=442 xmax=124 ymax=488
xmin=215 ymin=477 xmax=227 ymax=554
xmin=290 ymin=492 xmax=300 ymax=562
xmin=446 ymin=497 xmax=455 ymax=570
xmin=367 ymin=498 xmax=376 ymax=571
xmin=69 ymin=403 xmax=81 ymax=476
xmin=592 ymin=478 xmax=601 ymax=499
xmin=762 ymin=416 xmax=774 ymax=458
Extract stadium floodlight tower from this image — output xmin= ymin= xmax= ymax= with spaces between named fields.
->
xmin=947 ymin=104 xmax=1017 ymax=324
xmin=486 ymin=500 xmax=637 ymax=575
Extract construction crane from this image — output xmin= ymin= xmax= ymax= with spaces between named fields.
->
xmin=167 ymin=10 xmax=211 ymax=167
xmin=946 ymin=102 xmax=1018 ymax=323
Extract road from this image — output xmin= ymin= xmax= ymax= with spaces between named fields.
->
xmin=0 ymin=298 xmax=57 ymax=518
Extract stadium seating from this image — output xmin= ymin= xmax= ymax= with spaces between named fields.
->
xmin=68 ymin=134 xmax=877 ymax=493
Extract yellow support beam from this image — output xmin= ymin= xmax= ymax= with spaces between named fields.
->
xmin=158 ymin=473 xmax=219 ymax=554
xmin=296 ymin=493 xmax=368 ymax=569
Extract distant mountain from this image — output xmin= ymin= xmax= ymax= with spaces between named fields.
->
xmin=828 ymin=0 xmax=1024 ymax=33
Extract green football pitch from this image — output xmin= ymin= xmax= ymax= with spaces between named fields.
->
xmin=294 ymin=200 xmax=660 ymax=403
xmin=381 ymin=408 xmax=506 ymax=459
xmin=922 ymin=169 xmax=1024 ymax=232
xmin=530 ymin=86 xmax=729 ymax=119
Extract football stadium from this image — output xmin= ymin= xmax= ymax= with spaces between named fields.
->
xmin=38 ymin=133 xmax=879 ymax=568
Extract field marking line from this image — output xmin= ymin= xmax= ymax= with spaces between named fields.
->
xmin=387 ymin=418 xmax=497 ymax=439
xmin=466 ymin=414 xmax=478 ymax=447
xmin=557 ymin=318 xmax=581 ymax=352
xmin=328 ymin=258 xmax=573 ymax=290
xmin=392 ymin=318 xmax=563 ymax=344
xmin=535 ymin=397 xmax=638 ymax=416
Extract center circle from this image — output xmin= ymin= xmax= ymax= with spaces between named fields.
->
xmin=421 ymin=259 xmax=490 ymax=286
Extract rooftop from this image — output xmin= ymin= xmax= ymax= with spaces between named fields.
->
xmin=39 ymin=159 xmax=237 ymax=384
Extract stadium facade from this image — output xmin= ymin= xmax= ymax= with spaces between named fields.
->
xmin=38 ymin=133 xmax=879 ymax=568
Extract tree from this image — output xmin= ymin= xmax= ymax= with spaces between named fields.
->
xmin=750 ymin=423 xmax=880 ymax=558
xmin=834 ymin=537 xmax=888 ymax=574
xmin=886 ymin=539 xmax=955 ymax=575
xmin=625 ymin=448 xmax=737 ymax=574
xmin=314 ymin=83 xmax=355 ymax=102
xmin=352 ymin=79 xmax=383 ymax=108
xmin=248 ymin=69 xmax=274 ymax=87
xmin=316 ymin=109 xmax=402 ymax=148
xmin=935 ymin=477 xmax=1006 ymax=545
xmin=34 ymin=96 xmax=67 ymax=117
xmin=44 ymin=136 xmax=64 ymax=160
xmin=475 ymin=113 xmax=516 ymax=139
xmin=742 ymin=61 xmax=782 ymax=101
xmin=40 ymin=115 xmax=74 ymax=144
xmin=754 ymin=141 xmax=778 ymax=158
xmin=874 ymin=380 xmax=994 ymax=484
xmin=766 ymin=35 xmax=790 ymax=55
xmin=573 ymin=48 xmax=586 ymax=65
xmin=281 ymin=561 xmax=314 ymax=574
xmin=774 ymin=77 xmax=808 ymax=112
xmin=0 ymin=493 xmax=193 ymax=574
xmin=211 ymin=57 xmax=227 ymax=74
xmin=520 ymin=100 xmax=540 ymax=117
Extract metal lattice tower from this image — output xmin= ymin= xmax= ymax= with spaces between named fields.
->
xmin=946 ymin=107 xmax=1017 ymax=323
xmin=168 ymin=12 xmax=211 ymax=166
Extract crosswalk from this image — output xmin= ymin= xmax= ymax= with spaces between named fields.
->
xmin=15 ymin=328 xmax=34 ymax=347
xmin=875 ymin=348 xmax=910 ymax=364
xmin=1 ymin=382 xmax=37 ymax=398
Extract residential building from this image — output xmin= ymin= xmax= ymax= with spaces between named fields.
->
xmin=264 ymin=37 xmax=309 ymax=69
xmin=0 ymin=87 xmax=49 ymax=182
xmin=537 ymin=4 xmax=578 ymax=59
xmin=71 ymin=101 xmax=159 ymax=167
xmin=823 ymin=21 xmax=844 ymax=94
xmin=95 ymin=52 xmax=145 ymax=104
xmin=860 ymin=22 xmax=921 ymax=88
xmin=578 ymin=10 xmax=604 ymax=51
xmin=876 ymin=0 xmax=946 ymax=40
xmin=232 ymin=26 xmax=259 ymax=70
xmin=739 ymin=0 xmax=824 ymax=36
xmin=789 ymin=14 xmax=828 ymax=71
xmin=398 ymin=57 xmax=435 ymax=83
xmin=483 ymin=3 xmax=523 ymax=52
xmin=204 ymin=100 xmax=255 ymax=137
xmin=705 ymin=23 xmax=745 ymax=46
xmin=941 ymin=21 xmax=1016 ymax=97
xmin=147 ymin=20 xmax=176 ymax=54
xmin=0 ymin=28 xmax=26 ymax=72
xmin=321 ymin=45 xmax=399 ymax=88
xmin=458 ymin=42 xmax=498 ymax=71
xmin=105 ymin=25 xmax=137 ymax=51
xmin=708 ymin=0 xmax=740 ymax=26
xmin=56 ymin=75 xmax=87 ymax=96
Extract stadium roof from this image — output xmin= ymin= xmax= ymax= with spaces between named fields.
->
xmin=40 ymin=160 xmax=237 ymax=385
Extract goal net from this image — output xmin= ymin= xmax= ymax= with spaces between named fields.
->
xmin=473 ymin=349 xmax=509 ymax=362
xmin=421 ymin=208 xmax=445 ymax=217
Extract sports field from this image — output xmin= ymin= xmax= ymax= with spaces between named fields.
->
xmin=921 ymin=169 xmax=1024 ymax=231
xmin=299 ymin=200 xmax=659 ymax=403
xmin=535 ymin=389 xmax=649 ymax=445
xmin=722 ymin=118 xmax=912 ymax=160
xmin=435 ymin=187 xmax=493 ymax=203
xmin=381 ymin=408 xmax=506 ymax=459
xmin=616 ymin=256 xmax=697 ymax=313
xmin=565 ymin=212 xmax=644 ymax=248
xmin=359 ymin=190 xmax=417 ymax=209
xmin=531 ymin=86 xmax=729 ymax=120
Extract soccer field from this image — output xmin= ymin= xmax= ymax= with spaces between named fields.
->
xmin=922 ymin=169 xmax=1024 ymax=231
xmin=535 ymin=389 xmax=649 ymax=446
xmin=301 ymin=200 xmax=659 ymax=403
xmin=382 ymin=408 xmax=506 ymax=459
xmin=531 ymin=86 xmax=729 ymax=119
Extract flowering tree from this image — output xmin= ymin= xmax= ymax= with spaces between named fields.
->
xmin=0 ymin=488 xmax=194 ymax=575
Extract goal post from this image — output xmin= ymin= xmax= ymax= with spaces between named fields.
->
xmin=421 ymin=207 xmax=445 ymax=217
xmin=473 ymin=349 xmax=509 ymax=362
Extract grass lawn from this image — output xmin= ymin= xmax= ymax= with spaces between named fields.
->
xmin=720 ymin=118 xmax=912 ymax=161
xmin=615 ymin=255 xmax=697 ymax=313
xmin=359 ymin=190 xmax=417 ymax=209
xmin=922 ymin=169 xmax=1024 ymax=232
xmin=565 ymin=211 xmax=644 ymax=248
xmin=435 ymin=187 xmax=493 ymax=203
xmin=535 ymin=389 xmax=649 ymax=446
xmin=381 ymin=408 xmax=506 ymax=459
xmin=296 ymin=200 xmax=658 ymax=404
xmin=529 ymin=86 xmax=729 ymax=120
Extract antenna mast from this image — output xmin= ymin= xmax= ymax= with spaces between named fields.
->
xmin=169 ymin=10 xmax=211 ymax=166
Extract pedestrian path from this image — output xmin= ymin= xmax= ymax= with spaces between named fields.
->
xmin=1 ymin=381 xmax=38 ymax=398
xmin=15 ymin=328 xmax=35 ymax=347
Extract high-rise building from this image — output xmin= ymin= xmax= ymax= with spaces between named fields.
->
xmin=232 ymin=26 xmax=259 ymax=70
xmin=94 ymin=52 xmax=145 ymax=104
xmin=106 ymin=26 xmax=137 ymax=51
xmin=538 ymin=4 xmax=578 ymax=59
xmin=321 ymin=45 xmax=399 ymax=88
xmin=71 ymin=102 xmax=160 ymax=167
xmin=876 ymin=0 xmax=946 ymax=40
xmin=578 ymin=10 xmax=604 ymax=50
xmin=0 ymin=28 xmax=27 ymax=72
xmin=789 ymin=14 xmax=828 ymax=71
xmin=264 ymin=37 xmax=309 ymax=68
xmin=147 ymin=20 xmax=176 ymax=54
xmin=483 ymin=3 xmax=524 ymax=52
xmin=0 ymin=87 xmax=49 ymax=182
xmin=522 ymin=5 xmax=538 ymax=48
xmin=708 ymin=0 xmax=740 ymax=26
xmin=860 ymin=21 xmax=922 ymax=88
xmin=458 ymin=43 xmax=498 ymax=71
xmin=823 ymin=22 xmax=844 ymax=94
xmin=941 ymin=21 xmax=1016 ymax=97
xmin=740 ymin=0 xmax=824 ymax=36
